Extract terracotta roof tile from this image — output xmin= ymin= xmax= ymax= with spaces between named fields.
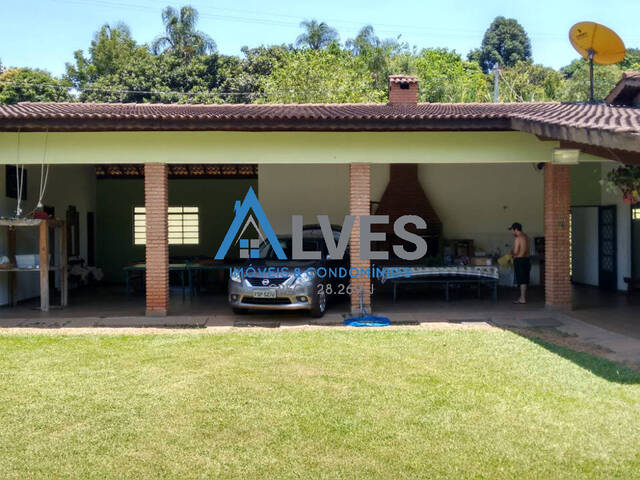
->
xmin=0 ymin=100 xmax=638 ymax=131
xmin=1 ymin=100 xmax=640 ymax=151
xmin=605 ymin=71 xmax=640 ymax=106
xmin=388 ymin=75 xmax=419 ymax=84
xmin=0 ymin=101 xmax=510 ymax=121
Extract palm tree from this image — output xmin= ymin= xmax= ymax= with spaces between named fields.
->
xmin=152 ymin=6 xmax=216 ymax=59
xmin=296 ymin=20 xmax=338 ymax=50
xmin=347 ymin=25 xmax=405 ymax=88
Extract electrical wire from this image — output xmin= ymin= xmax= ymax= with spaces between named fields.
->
xmin=47 ymin=0 xmax=640 ymax=41
xmin=0 ymin=77 xmax=531 ymax=103
xmin=0 ymin=79 xmax=386 ymax=100
xmin=36 ymin=130 xmax=50 ymax=210
xmin=14 ymin=129 xmax=24 ymax=218
xmin=1 ymin=62 xmax=554 ymax=105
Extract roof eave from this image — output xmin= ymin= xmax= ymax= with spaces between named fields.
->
xmin=511 ymin=118 xmax=640 ymax=153
xmin=605 ymin=72 xmax=640 ymax=105
xmin=0 ymin=117 xmax=512 ymax=133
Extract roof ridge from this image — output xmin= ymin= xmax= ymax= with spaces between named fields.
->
xmin=8 ymin=100 xmax=575 ymax=108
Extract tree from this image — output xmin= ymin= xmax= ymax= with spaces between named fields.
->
xmin=474 ymin=17 xmax=532 ymax=73
xmin=296 ymin=20 xmax=338 ymax=50
xmin=152 ymin=6 xmax=216 ymax=59
xmin=65 ymin=19 xmax=238 ymax=103
xmin=0 ymin=68 xmax=72 ymax=104
xmin=66 ymin=23 xmax=163 ymax=102
xmin=228 ymin=45 xmax=293 ymax=102
xmin=560 ymin=59 xmax=622 ymax=102
xmin=619 ymin=48 xmax=640 ymax=71
xmin=156 ymin=53 xmax=229 ymax=103
xmin=259 ymin=46 xmax=384 ymax=103
xmin=497 ymin=61 xmax=562 ymax=102
xmin=346 ymin=25 xmax=412 ymax=89
xmin=67 ymin=24 xmax=140 ymax=82
xmin=415 ymin=49 xmax=489 ymax=103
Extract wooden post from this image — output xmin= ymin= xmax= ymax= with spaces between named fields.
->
xmin=59 ymin=222 xmax=68 ymax=307
xmin=7 ymin=227 xmax=16 ymax=307
xmin=39 ymin=221 xmax=49 ymax=312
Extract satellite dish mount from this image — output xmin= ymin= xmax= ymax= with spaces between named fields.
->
xmin=587 ymin=48 xmax=595 ymax=102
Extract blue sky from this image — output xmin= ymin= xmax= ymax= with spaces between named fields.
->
xmin=1 ymin=0 xmax=639 ymax=77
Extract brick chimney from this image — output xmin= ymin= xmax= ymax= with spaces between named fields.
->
xmin=388 ymin=75 xmax=418 ymax=105
xmin=374 ymin=163 xmax=442 ymax=258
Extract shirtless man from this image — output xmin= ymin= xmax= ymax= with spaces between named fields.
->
xmin=508 ymin=222 xmax=530 ymax=304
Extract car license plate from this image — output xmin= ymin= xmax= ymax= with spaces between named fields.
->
xmin=253 ymin=289 xmax=276 ymax=299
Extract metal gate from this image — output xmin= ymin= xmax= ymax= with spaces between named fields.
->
xmin=598 ymin=205 xmax=617 ymax=290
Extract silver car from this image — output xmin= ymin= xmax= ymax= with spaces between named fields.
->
xmin=228 ymin=232 xmax=344 ymax=317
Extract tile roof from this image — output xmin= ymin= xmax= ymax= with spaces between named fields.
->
xmin=1 ymin=100 xmax=639 ymax=152
xmin=605 ymin=71 xmax=640 ymax=106
xmin=0 ymin=101 xmax=512 ymax=121
xmin=388 ymin=75 xmax=419 ymax=84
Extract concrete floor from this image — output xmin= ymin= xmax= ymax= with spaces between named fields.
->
xmin=0 ymin=281 xmax=542 ymax=318
xmin=567 ymin=286 xmax=640 ymax=340
xmin=1 ymin=283 xmax=638 ymax=365
xmin=0 ymin=282 xmax=635 ymax=331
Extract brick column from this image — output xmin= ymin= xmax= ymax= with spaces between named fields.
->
xmin=544 ymin=163 xmax=571 ymax=308
xmin=145 ymin=163 xmax=169 ymax=316
xmin=349 ymin=163 xmax=371 ymax=313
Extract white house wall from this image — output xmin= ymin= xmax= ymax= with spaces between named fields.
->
xmin=0 ymin=131 xmax=558 ymax=165
xmin=571 ymin=206 xmax=599 ymax=286
xmin=259 ymin=163 xmax=543 ymax=257
xmin=418 ymin=163 xmax=544 ymax=255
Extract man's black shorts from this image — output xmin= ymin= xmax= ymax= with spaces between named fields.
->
xmin=514 ymin=257 xmax=531 ymax=285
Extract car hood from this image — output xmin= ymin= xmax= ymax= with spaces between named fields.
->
xmin=240 ymin=259 xmax=322 ymax=277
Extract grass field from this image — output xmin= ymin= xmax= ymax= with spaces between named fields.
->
xmin=1 ymin=328 xmax=639 ymax=479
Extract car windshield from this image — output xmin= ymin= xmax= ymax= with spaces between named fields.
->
xmin=259 ymin=237 xmax=324 ymax=260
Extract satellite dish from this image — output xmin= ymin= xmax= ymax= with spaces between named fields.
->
xmin=569 ymin=22 xmax=626 ymax=102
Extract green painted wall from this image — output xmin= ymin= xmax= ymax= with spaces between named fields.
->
xmin=571 ymin=163 xmax=602 ymax=206
xmin=96 ymin=177 xmax=257 ymax=283
xmin=0 ymin=131 xmax=559 ymax=165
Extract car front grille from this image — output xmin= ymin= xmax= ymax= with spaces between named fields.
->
xmin=241 ymin=297 xmax=292 ymax=305
xmin=246 ymin=277 xmax=289 ymax=287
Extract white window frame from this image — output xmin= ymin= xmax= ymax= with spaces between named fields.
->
xmin=133 ymin=206 xmax=199 ymax=245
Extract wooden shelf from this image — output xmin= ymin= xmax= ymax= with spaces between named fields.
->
xmin=0 ymin=218 xmax=64 ymax=228
xmin=0 ymin=219 xmax=67 ymax=311
xmin=0 ymin=266 xmax=63 ymax=272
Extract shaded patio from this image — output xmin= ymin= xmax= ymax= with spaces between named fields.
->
xmin=0 ymin=284 xmax=637 ymax=337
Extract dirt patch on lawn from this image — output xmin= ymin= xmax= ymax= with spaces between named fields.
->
xmin=510 ymin=327 xmax=612 ymax=356
xmin=509 ymin=327 xmax=640 ymax=372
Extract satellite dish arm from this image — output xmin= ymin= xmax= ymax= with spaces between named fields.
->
xmin=588 ymin=49 xmax=595 ymax=103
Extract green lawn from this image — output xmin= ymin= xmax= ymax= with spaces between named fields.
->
xmin=1 ymin=329 xmax=639 ymax=479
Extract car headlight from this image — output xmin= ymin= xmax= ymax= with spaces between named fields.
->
xmin=293 ymin=270 xmax=314 ymax=287
xmin=230 ymin=270 xmax=242 ymax=283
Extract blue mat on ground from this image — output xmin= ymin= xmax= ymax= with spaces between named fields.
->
xmin=343 ymin=315 xmax=390 ymax=327
xmin=344 ymin=292 xmax=391 ymax=327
